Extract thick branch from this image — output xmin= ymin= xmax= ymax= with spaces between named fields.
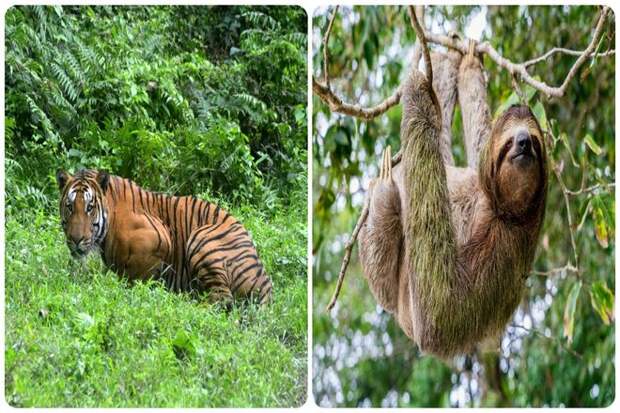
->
xmin=312 ymin=78 xmax=402 ymax=120
xmin=315 ymin=7 xmax=612 ymax=121
xmin=423 ymin=6 xmax=611 ymax=98
xmin=411 ymin=6 xmax=425 ymax=69
xmin=313 ymin=5 xmax=401 ymax=120
xmin=408 ymin=6 xmax=432 ymax=85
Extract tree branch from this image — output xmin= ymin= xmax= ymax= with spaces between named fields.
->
xmin=565 ymin=182 xmax=615 ymax=196
xmin=410 ymin=6 xmax=425 ymax=69
xmin=313 ymin=6 xmax=401 ymax=120
xmin=314 ymin=6 xmax=613 ymax=120
xmin=322 ymin=5 xmax=338 ymax=89
xmin=408 ymin=6 xmax=432 ymax=85
xmin=523 ymin=47 xmax=615 ymax=68
xmin=423 ymin=6 xmax=611 ymax=98
xmin=312 ymin=77 xmax=402 ymax=120
xmin=531 ymin=263 xmax=578 ymax=277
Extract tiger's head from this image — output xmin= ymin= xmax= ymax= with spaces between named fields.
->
xmin=56 ymin=169 xmax=110 ymax=259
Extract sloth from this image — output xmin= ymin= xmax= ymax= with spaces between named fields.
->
xmin=358 ymin=45 xmax=548 ymax=358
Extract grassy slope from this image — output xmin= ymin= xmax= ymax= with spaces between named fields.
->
xmin=5 ymin=200 xmax=307 ymax=407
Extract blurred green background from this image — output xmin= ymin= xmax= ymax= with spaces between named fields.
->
xmin=312 ymin=6 xmax=615 ymax=407
xmin=5 ymin=5 xmax=307 ymax=407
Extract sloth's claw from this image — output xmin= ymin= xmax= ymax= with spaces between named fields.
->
xmin=467 ymin=38 xmax=475 ymax=58
xmin=380 ymin=145 xmax=392 ymax=182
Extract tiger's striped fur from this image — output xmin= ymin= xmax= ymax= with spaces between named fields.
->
xmin=56 ymin=169 xmax=272 ymax=304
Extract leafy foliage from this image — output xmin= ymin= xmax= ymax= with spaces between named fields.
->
xmin=313 ymin=5 xmax=614 ymax=407
xmin=6 ymin=5 xmax=307 ymax=210
xmin=5 ymin=205 xmax=307 ymax=407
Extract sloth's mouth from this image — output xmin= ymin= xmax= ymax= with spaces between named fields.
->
xmin=511 ymin=151 xmax=534 ymax=162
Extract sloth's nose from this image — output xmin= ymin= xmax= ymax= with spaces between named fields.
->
xmin=516 ymin=131 xmax=531 ymax=151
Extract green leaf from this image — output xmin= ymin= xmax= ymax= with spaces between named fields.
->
xmin=559 ymin=132 xmax=579 ymax=168
xmin=590 ymin=281 xmax=614 ymax=325
xmin=335 ymin=130 xmax=348 ymax=145
xmin=494 ymin=92 xmax=520 ymax=117
xmin=495 ymin=84 xmax=537 ymax=117
xmin=563 ymin=281 xmax=582 ymax=345
xmin=592 ymin=197 xmax=609 ymax=248
xmin=363 ymin=40 xmax=374 ymax=69
xmin=532 ymin=101 xmax=548 ymax=132
xmin=172 ymin=329 xmax=196 ymax=359
xmin=584 ymin=133 xmax=602 ymax=155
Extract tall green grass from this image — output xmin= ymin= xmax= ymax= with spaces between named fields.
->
xmin=5 ymin=201 xmax=307 ymax=407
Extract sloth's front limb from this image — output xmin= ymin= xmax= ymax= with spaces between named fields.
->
xmin=458 ymin=39 xmax=492 ymax=167
xmin=358 ymin=146 xmax=403 ymax=314
xmin=431 ymin=46 xmax=462 ymax=166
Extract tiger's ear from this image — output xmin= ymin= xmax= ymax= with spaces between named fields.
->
xmin=96 ymin=170 xmax=110 ymax=193
xmin=56 ymin=170 xmax=70 ymax=192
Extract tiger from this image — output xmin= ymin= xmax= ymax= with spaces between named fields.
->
xmin=56 ymin=168 xmax=273 ymax=305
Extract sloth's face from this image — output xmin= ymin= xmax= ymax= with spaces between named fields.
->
xmin=492 ymin=113 xmax=544 ymax=215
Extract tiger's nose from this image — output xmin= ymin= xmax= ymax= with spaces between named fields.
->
xmin=516 ymin=131 xmax=531 ymax=151
xmin=68 ymin=236 xmax=86 ymax=249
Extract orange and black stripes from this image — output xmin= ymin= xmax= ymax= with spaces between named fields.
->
xmin=57 ymin=169 xmax=272 ymax=304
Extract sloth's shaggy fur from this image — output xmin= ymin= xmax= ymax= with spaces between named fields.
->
xmin=358 ymin=52 xmax=547 ymax=358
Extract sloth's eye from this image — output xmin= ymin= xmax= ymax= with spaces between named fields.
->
xmin=504 ymin=139 xmax=513 ymax=149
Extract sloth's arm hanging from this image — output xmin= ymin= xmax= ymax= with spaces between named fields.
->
xmin=431 ymin=49 xmax=462 ymax=166
xmin=458 ymin=40 xmax=492 ymax=168
xmin=401 ymin=70 xmax=491 ymax=337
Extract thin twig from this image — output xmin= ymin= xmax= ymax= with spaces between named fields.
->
xmin=531 ymin=263 xmax=578 ymax=277
xmin=523 ymin=47 xmax=615 ymax=67
xmin=547 ymin=131 xmax=580 ymax=273
xmin=511 ymin=324 xmax=583 ymax=359
xmin=326 ymin=150 xmax=402 ymax=312
xmin=323 ymin=6 xmax=339 ymax=89
xmin=408 ymin=6 xmax=432 ymax=85
xmin=325 ymin=200 xmax=368 ymax=312
xmin=565 ymin=182 xmax=615 ymax=196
